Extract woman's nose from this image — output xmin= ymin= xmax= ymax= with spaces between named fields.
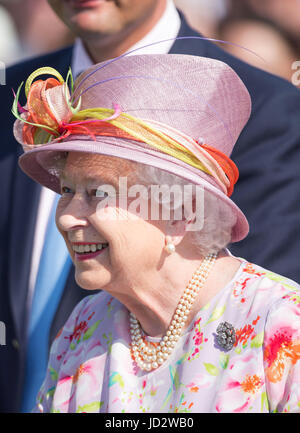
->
xmin=56 ymin=195 xmax=90 ymax=232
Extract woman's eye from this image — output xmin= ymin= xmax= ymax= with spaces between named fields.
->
xmin=61 ymin=186 xmax=73 ymax=195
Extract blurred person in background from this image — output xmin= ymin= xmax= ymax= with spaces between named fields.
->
xmin=247 ymin=0 xmax=300 ymax=46
xmin=0 ymin=0 xmax=73 ymax=62
xmin=1 ymin=0 xmax=300 ymax=413
xmin=0 ymin=5 xmax=21 ymax=64
xmin=174 ymin=0 xmax=228 ymax=38
xmin=217 ymin=0 xmax=300 ymax=83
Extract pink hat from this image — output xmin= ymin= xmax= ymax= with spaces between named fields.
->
xmin=14 ymin=54 xmax=251 ymax=242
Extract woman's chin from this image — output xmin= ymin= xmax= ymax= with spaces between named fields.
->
xmin=75 ymin=269 xmax=110 ymax=291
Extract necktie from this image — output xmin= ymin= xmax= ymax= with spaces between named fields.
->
xmin=21 ymin=194 xmax=72 ymax=412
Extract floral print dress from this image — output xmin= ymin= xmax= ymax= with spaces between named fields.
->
xmin=33 ymin=259 xmax=300 ymax=413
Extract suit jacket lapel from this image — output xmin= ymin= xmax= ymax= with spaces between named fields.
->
xmin=56 ymin=45 xmax=73 ymax=78
xmin=169 ymin=12 xmax=207 ymax=57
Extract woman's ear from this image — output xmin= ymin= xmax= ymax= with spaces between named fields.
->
xmin=165 ymin=218 xmax=192 ymax=248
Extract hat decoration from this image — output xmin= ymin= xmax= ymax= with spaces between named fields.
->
xmin=12 ymin=65 xmax=239 ymax=197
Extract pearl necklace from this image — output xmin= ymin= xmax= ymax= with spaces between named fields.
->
xmin=129 ymin=252 xmax=217 ymax=372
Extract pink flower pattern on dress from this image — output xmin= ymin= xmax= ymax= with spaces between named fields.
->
xmin=33 ymin=260 xmax=300 ymax=413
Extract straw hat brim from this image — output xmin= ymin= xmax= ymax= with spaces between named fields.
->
xmin=18 ymin=135 xmax=249 ymax=243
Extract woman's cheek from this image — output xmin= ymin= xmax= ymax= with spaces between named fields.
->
xmin=95 ymin=201 xmax=127 ymax=222
xmin=55 ymin=198 xmax=75 ymax=258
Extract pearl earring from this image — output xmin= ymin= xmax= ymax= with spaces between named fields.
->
xmin=164 ymin=242 xmax=176 ymax=254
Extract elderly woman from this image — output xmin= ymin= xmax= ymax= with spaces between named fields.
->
xmin=14 ymin=54 xmax=300 ymax=413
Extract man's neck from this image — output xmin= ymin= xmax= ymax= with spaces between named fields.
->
xmin=83 ymin=1 xmax=168 ymax=64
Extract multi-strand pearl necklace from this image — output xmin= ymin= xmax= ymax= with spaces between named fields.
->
xmin=129 ymin=252 xmax=217 ymax=372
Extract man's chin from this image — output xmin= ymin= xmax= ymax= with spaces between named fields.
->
xmin=67 ymin=7 xmax=121 ymax=39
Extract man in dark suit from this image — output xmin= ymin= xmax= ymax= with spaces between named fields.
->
xmin=1 ymin=0 xmax=300 ymax=413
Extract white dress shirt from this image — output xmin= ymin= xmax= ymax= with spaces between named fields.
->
xmin=27 ymin=0 xmax=181 ymax=311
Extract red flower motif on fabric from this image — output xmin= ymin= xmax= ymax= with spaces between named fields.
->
xmin=187 ymin=318 xmax=204 ymax=360
xmin=240 ymin=374 xmax=263 ymax=395
xmin=234 ymin=316 xmax=260 ymax=348
xmin=232 ymin=277 xmax=251 ymax=303
xmin=64 ymin=310 xmax=97 ymax=344
xmin=264 ymin=327 xmax=300 ymax=383
xmin=243 ymin=263 xmax=265 ymax=277
xmin=235 ymin=324 xmax=255 ymax=347
xmin=107 ymin=297 xmax=114 ymax=307
xmin=66 ymin=321 xmax=88 ymax=343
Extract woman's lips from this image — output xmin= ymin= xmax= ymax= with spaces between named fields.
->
xmin=71 ymin=241 xmax=109 ymax=261
xmin=75 ymin=245 xmax=109 ymax=261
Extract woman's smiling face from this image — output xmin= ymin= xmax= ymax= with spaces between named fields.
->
xmin=56 ymin=152 xmax=167 ymax=293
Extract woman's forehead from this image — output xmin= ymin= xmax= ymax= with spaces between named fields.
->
xmin=63 ymin=152 xmax=136 ymax=181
